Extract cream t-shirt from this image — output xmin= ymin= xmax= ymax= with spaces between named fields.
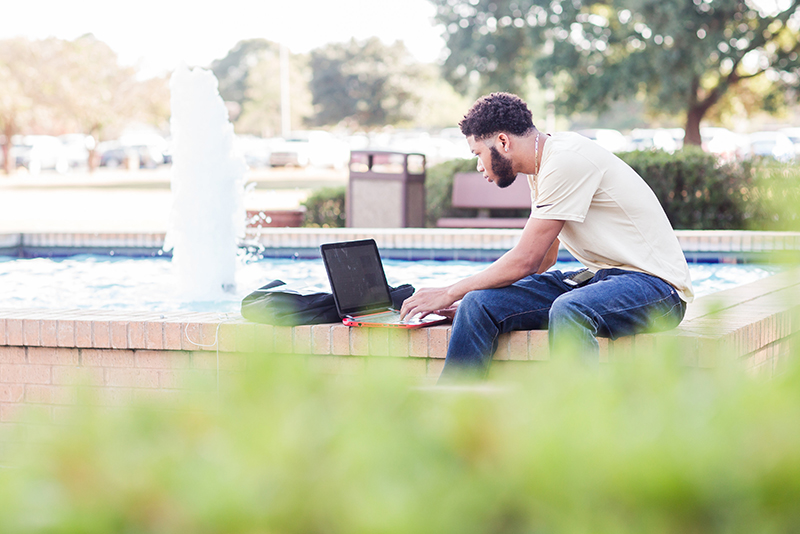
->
xmin=528 ymin=132 xmax=694 ymax=302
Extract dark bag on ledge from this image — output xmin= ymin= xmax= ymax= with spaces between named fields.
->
xmin=241 ymin=280 xmax=415 ymax=326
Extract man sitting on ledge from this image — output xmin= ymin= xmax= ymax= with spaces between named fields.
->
xmin=400 ymin=92 xmax=694 ymax=381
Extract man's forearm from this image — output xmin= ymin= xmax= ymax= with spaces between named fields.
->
xmin=446 ymin=246 xmax=543 ymax=301
xmin=537 ymin=238 xmax=560 ymax=274
xmin=399 ymin=246 xmax=543 ymax=320
xmin=447 ymin=220 xmax=563 ymax=300
xmin=399 ymin=217 xmax=565 ymax=320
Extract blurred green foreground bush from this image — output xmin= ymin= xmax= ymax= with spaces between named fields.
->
xmin=2 ymin=339 xmax=800 ymax=533
xmin=425 ymin=150 xmax=800 ymax=231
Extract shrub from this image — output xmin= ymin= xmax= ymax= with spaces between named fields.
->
xmin=619 ymin=149 xmax=800 ymax=231
xmin=618 ymin=148 xmax=753 ymax=230
xmin=425 ymin=150 xmax=800 ymax=231
xmin=4 ymin=345 xmax=800 ymax=533
xmin=424 ymin=158 xmax=477 ymax=227
xmin=746 ymin=159 xmax=800 ymax=231
xmin=424 ymin=158 xmax=531 ymax=227
xmin=302 ymin=186 xmax=346 ymax=228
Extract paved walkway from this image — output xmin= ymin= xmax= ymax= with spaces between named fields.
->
xmin=0 ymin=166 xmax=347 ymax=233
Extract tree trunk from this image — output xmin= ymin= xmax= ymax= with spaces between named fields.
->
xmin=2 ymin=124 xmax=15 ymax=175
xmin=88 ymin=147 xmax=98 ymax=172
xmin=684 ymin=107 xmax=703 ymax=147
xmin=684 ymin=73 xmax=724 ymax=148
xmin=2 ymin=143 xmax=9 ymax=175
xmin=87 ymin=126 xmax=100 ymax=172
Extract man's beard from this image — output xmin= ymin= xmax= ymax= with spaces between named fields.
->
xmin=489 ymin=146 xmax=517 ymax=188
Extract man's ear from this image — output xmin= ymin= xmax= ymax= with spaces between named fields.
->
xmin=497 ymin=133 xmax=510 ymax=153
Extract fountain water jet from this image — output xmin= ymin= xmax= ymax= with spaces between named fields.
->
xmin=163 ymin=64 xmax=247 ymax=300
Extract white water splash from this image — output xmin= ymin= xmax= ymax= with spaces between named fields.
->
xmin=163 ymin=63 xmax=247 ymax=300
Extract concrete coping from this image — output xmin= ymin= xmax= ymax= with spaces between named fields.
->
xmin=3 ymin=229 xmax=800 ymax=256
xmin=2 ymin=266 xmax=798 ymax=372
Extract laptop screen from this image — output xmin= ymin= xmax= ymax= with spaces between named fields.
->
xmin=320 ymin=239 xmax=393 ymax=316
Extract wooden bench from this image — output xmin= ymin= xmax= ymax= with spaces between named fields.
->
xmin=436 ymin=172 xmax=531 ymax=228
xmin=246 ymin=208 xmax=306 ymax=228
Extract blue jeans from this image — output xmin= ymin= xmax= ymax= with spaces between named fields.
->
xmin=439 ymin=268 xmax=687 ymax=382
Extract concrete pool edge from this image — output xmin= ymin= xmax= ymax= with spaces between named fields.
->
xmin=2 ymin=229 xmax=800 ymax=262
xmin=1 ymin=264 xmax=798 ymax=424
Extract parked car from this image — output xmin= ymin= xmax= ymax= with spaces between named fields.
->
xmin=234 ymin=135 xmax=271 ymax=168
xmin=59 ymin=133 xmax=95 ymax=169
xmin=700 ymin=127 xmax=749 ymax=162
xmin=575 ymin=128 xmax=628 ymax=153
xmin=98 ymin=141 xmax=164 ymax=169
xmin=628 ymin=128 xmax=679 ymax=153
xmin=778 ymin=127 xmax=800 ymax=158
xmin=269 ymin=136 xmax=310 ymax=167
xmin=117 ymin=128 xmax=170 ymax=167
xmin=161 ymin=137 xmax=173 ymax=165
xmin=748 ymin=131 xmax=795 ymax=162
xmin=14 ymin=135 xmax=69 ymax=174
xmin=269 ymin=131 xmax=349 ymax=169
xmin=379 ymin=130 xmax=471 ymax=166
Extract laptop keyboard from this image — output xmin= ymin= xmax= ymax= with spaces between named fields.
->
xmin=358 ymin=310 xmax=403 ymax=323
xmin=353 ymin=310 xmax=445 ymax=325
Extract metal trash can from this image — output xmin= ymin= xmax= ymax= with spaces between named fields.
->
xmin=347 ymin=150 xmax=426 ymax=228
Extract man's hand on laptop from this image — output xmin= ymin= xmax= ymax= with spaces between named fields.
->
xmin=431 ymin=304 xmax=459 ymax=321
xmin=400 ymin=287 xmax=457 ymax=321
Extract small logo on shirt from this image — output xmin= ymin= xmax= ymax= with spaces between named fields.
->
xmin=536 ymin=203 xmax=554 ymax=208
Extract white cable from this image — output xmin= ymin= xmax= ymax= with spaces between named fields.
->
xmin=182 ymin=313 xmax=237 ymax=405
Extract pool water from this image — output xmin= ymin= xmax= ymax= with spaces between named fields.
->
xmin=0 ymin=255 xmax=782 ymax=313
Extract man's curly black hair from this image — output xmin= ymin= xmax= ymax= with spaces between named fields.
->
xmin=458 ymin=92 xmax=535 ymax=141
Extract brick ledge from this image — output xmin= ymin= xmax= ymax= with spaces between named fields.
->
xmin=1 ymin=267 xmax=798 ymax=370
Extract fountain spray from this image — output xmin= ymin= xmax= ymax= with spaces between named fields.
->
xmin=164 ymin=64 xmax=247 ymax=300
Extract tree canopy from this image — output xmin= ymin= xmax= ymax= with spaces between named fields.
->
xmin=210 ymin=38 xmax=312 ymax=137
xmin=0 ymin=35 xmax=169 ymax=173
xmin=308 ymin=38 xmax=423 ymax=129
xmin=307 ymin=37 xmax=471 ymax=130
xmin=432 ymin=0 xmax=800 ymax=143
xmin=2 ymin=33 xmax=466 ymax=172
xmin=58 ymin=35 xmax=169 ymax=144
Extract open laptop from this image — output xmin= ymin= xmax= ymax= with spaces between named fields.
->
xmin=320 ymin=239 xmax=447 ymax=328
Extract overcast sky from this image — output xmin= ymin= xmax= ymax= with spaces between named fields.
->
xmin=3 ymin=0 xmax=448 ymax=78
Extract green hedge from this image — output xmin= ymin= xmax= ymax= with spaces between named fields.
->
xmin=424 ymin=150 xmax=800 ymax=231
xmin=4 ymin=344 xmax=800 ymax=532
xmin=424 ymin=158 xmax=531 ymax=227
xmin=302 ymin=186 xmax=346 ymax=228
xmin=745 ymin=159 xmax=800 ymax=231
xmin=424 ymin=158 xmax=478 ymax=227
xmin=621 ymin=149 xmax=799 ymax=231
xmin=301 ymin=153 xmax=798 ymax=231
xmin=618 ymin=148 xmax=748 ymax=229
